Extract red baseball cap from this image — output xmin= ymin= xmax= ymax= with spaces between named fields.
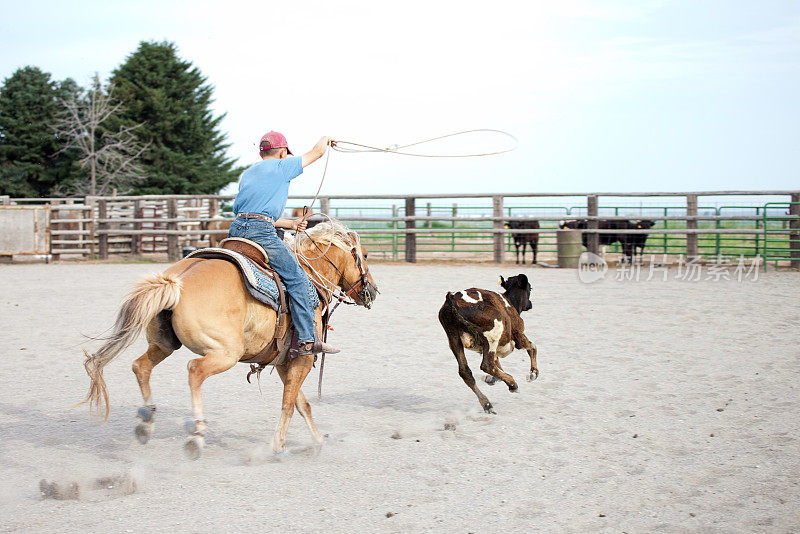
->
xmin=259 ymin=131 xmax=292 ymax=155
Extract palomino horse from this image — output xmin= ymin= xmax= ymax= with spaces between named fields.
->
xmin=81 ymin=221 xmax=378 ymax=458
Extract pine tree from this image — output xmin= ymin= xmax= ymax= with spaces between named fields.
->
xmin=0 ymin=66 xmax=75 ymax=197
xmin=110 ymin=41 xmax=242 ymax=195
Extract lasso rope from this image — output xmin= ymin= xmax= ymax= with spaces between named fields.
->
xmin=330 ymin=128 xmax=518 ymax=158
xmin=294 ymin=128 xmax=518 ymax=284
xmin=303 ymin=128 xmax=516 ymax=212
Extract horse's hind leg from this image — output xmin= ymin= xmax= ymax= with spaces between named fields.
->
xmin=276 ymin=365 xmax=324 ymax=446
xmin=184 ymin=350 xmax=240 ymax=459
xmin=131 ymin=343 xmax=173 ymax=444
xmin=272 ymin=354 xmax=315 ymax=453
xmin=132 ymin=315 xmax=180 ymax=444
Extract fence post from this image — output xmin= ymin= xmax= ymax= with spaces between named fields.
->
xmin=790 ymin=193 xmax=800 ymax=269
xmin=320 ymin=197 xmax=330 ymax=215
xmin=405 ymin=197 xmax=416 ymax=263
xmin=49 ymin=199 xmax=62 ymax=261
xmin=686 ymin=194 xmax=699 ymax=260
xmin=392 ymin=204 xmax=398 ymax=261
xmin=131 ymin=200 xmax=143 ymax=255
xmin=84 ymin=197 xmax=96 ymax=258
xmin=0 ymin=195 xmax=9 ymax=205
xmin=451 ymin=203 xmax=457 ymax=252
xmin=98 ymin=199 xmax=108 ymax=260
xmin=167 ymin=199 xmax=180 ymax=262
xmin=187 ymin=198 xmax=200 ymax=247
xmin=586 ymin=195 xmax=599 ymax=255
xmin=493 ymin=195 xmax=504 ymax=263
xmin=426 ymin=202 xmax=432 ymax=228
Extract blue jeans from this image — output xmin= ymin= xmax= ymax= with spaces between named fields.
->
xmin=228 ymin=218 xmax=316 ymax=343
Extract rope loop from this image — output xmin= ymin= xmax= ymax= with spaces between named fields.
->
xmin=331 ymin=129 xmax=518 ymax=158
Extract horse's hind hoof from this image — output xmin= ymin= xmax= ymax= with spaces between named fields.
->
xmin=184 ymin=435 xmax=205 ymax=460
xmin=483 ymin=402 xmax=496 ymax=415
xmin=508 ymin=384 xmax=519 ymax=393
xmin=484 ymin=375 xmax=498 ymax=386
xmin=137 ymin=406 xmax=154 ymax=422
xmin=134 ymin=422 xmax=153 ymax=444
xmin=527 ymin=371 xmax=539 ymax=382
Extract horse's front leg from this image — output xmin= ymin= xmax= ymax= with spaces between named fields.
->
xmin=276 ymin=365 xmax=324 ymax=446
xmin=272 ymin=353 xmax=315 ymax=453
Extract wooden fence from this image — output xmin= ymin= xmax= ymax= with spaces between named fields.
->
xmin=2 ymin=191 xmax=799 ymax=268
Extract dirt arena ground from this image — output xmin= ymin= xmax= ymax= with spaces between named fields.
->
xmin=0 ymin=261 xmax=798 ymax=533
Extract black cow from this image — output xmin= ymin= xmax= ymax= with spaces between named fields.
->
xmin=559 ymin=219 xmax=655 ymax=263
xmin=438 ymin=274 xmax=538 ymax=414
xmin=505 ymin=220 xmax=540 ymax=264
xmin=559 ymin=219 xmax=624 ymax=248
xmin=626 ymin=220 xmax=656 ymax=264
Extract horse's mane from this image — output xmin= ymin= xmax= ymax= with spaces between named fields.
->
xmin=292 ymin=219 xmax=364 ymax=262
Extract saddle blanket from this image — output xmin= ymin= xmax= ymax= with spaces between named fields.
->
xmin=185 ymin=247 xmax=320 ymax=312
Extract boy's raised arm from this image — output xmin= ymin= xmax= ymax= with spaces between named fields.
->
xmin=301 ymin=136 xmax=332 ymax=168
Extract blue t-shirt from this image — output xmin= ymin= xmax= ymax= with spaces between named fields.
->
xmin=232 ymin=156 xmax=303 ymax=219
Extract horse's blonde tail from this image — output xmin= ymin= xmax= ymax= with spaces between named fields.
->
xmin=81 ymin=273 xmax=182 ymax=421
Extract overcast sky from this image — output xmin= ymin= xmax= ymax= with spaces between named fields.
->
xmin=1 ymin=0 xmax=798 ymax=197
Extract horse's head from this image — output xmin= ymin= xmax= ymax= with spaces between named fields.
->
xmin=339 ymin=231 xmax=379 ymax=308
xmin=298 ymin=222 xmax=379 ymax=309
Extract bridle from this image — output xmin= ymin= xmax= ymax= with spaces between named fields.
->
xmin=341 ymin=245 xmax=371 ymax=302
xmin=294 ymin=228 xmax=373 ymax=308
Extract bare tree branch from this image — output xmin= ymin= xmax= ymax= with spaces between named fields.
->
xmin=52 ymin=74 xmax=149 ymax=196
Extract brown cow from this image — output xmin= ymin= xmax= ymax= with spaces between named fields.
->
xmin=438 ymin=274 xmax=538 ymax=413
xmin=291 ymin=207 xmax=312 ymax=218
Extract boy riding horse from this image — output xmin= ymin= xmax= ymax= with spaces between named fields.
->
xmin=228 ymin=131 xmax=338 ymax=356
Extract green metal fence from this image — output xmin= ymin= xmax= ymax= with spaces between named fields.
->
xmin=224 ymin=194 xmax=798 ymax=268
xmin=285 ymin=201 xmax=798 ymax=268
xmin=761 ymin=202 xmax=799 ymax=269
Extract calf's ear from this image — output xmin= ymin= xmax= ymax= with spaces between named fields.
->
xmin=499 ymin=275 xmax=505 ymax=286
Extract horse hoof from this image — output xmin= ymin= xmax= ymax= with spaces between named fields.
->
xmin=134 ymin=422 xmax=153 ymax=444
xmin=527 ymin=371 xmax=539 ymax=382
xmin=184 ymin=419 xmax=207 ymax=435
xmin=483 ymin=402 xmax=496 ymax=415
xmin=184 ymin=436 xmax=204 ymax=460
xmin=508 ymin=384 xmax=519 ymax=393
xmin=271 ymin=447 xmax=291 ymax=459
xmin=484 ymin=375 xmax=498 ymax=385
xmin=137 ymin=406 xmax=154 ymax=422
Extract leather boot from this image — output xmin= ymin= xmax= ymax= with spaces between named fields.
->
xmin=298 ymin=339 xmax=340 ymax=356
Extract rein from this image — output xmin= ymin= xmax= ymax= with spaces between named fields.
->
xmin=291 ymin=229 xmax=370 ymax=399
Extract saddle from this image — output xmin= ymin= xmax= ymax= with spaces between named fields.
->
xmin=189 ymin=238 xmax=329 ymax=370
xmin=211 ymin=238 xmax=294 ymax=366
xmin=219 ymin=237 xmax=270 ymax=271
